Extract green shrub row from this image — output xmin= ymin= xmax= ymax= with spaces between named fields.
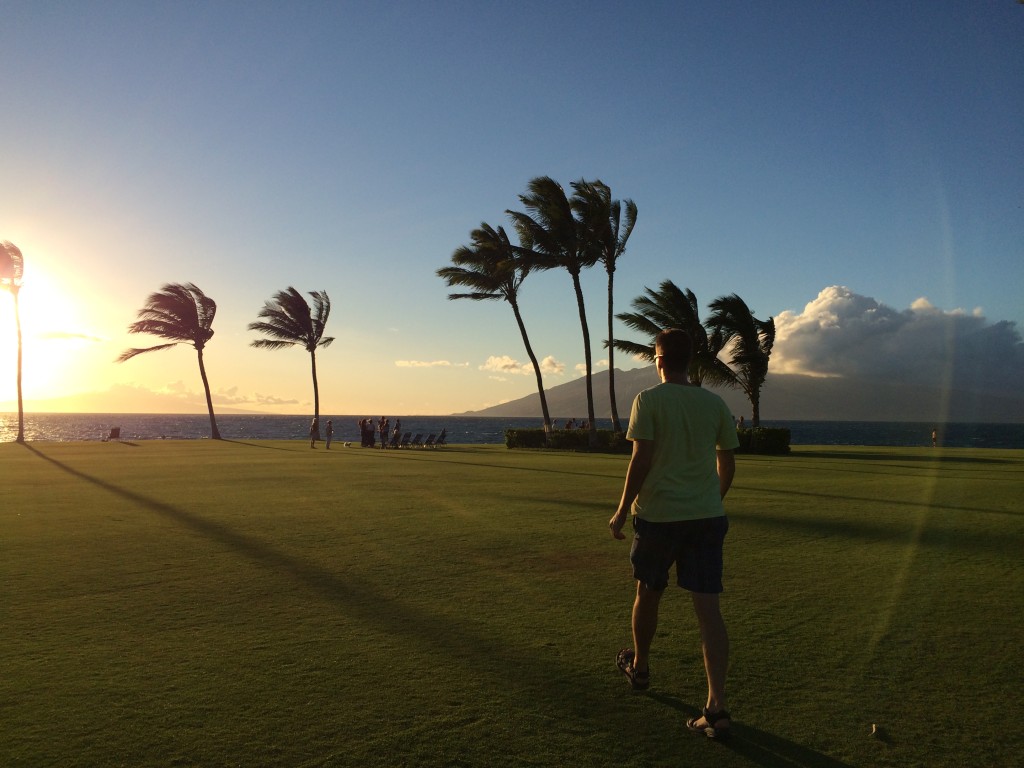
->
xmin=506 ymin=426 xmax=791 ymax=455
xmin=736 ymin=426 xmax=791 ymax=454
xmin=504 ymin=429 xmax=631 ymax=453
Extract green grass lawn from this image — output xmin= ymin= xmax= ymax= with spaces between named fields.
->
xmin=3 ymin=440 xmax=1022 ymax=767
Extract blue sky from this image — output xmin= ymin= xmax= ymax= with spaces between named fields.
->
xmin=1 ymin=1 xmax=1021 ymax=416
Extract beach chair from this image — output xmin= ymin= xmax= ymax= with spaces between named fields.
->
xmin=422 ymin=434 xmax=436 ymax=448
xmin=102 ymin=427 xmax=121 ymax=442
xmin=398 ymin=431 xmax=412 ymax=448
xmin=386 ymin=431 xmax=400 ymax=449
xmin=436 ymin=429 xmax=447 ymax=447
xmin=409 ymin=433 xmax=423 ymax=448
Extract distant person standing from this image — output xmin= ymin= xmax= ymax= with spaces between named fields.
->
xmin=378 ymin=417 xmax=389 ymax=449
xmin=325 ymin=420 xmax=333 ymax=449
xmin=309 ymin=417 xmax=319 ymax=449
xmin=931 ymin=428 xmax=937 ymax=448
xmin=609 ymin=328 xmax=739 ymax=739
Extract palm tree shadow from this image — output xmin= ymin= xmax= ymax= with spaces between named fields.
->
xmin=219 ymin=439 xmax=294 ymax=452
xmin=16 ymin=442 xmax=634 ymax=737
xmin=645 ymin=691 xmax=853 ymax=767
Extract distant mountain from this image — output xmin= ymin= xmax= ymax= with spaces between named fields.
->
xmin=456 ymin=367 xmax=1024 ymax=423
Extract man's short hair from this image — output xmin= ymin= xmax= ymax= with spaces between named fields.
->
xmin=655 ymin=328 xmax=693 ymax=372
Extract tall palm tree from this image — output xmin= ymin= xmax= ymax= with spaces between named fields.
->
xmin=508 ymin=176 xmax=600 ymax=446
xmin=705 ymin=293 xmax=776 ymax=426
xmin=613 ymin=280 xmax=732 ymax=387
xmin=0 ymin=241 xmax=26 ymax=443
xmin=248 ymin=288 xmax=334 ymax=439
xmin=571 ymin=179 xmax=637 ymax=433
xmin=118 ymin=283 xmax=221 ymax=440
xmin=438 ymin=222 xmax=554 ymax=438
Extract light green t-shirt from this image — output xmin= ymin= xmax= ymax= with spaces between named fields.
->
xmin=626 ymin=382 xmax=740 ymax=522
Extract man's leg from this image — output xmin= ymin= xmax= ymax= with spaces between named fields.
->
xmin=631 ymin=581 xmax=664 ymax=674
xmin=691 ymin=592 xmax=729 ymax=720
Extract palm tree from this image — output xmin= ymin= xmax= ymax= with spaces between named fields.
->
xmin=438 ymin=222 xmax=554 ymax=438
xmin=571 ymin=179 xmax=637 ymax=433
xmin=118 ymin=283 xmax=222 ymax=440
xmin=508 ymin=176 xmax=600 ymax=446
xmin=0 ymin=241 xmax=25 ymax=443
xmin=613 ymin=280 xmax=732 ymax=387
xmin=705 ymin=293 xmax=776 ymax=426
xmin=248 ymin=288 xmax=334 ymax=439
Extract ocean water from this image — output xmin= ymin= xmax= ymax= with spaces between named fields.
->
xmin=2 ymin=413 xmax=1023 ymax=448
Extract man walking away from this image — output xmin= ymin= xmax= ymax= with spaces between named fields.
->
xmin=609 ymin=328 xmax=739 ymax=739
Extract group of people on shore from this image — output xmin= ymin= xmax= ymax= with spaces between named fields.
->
xmin=307 ymin=416 xmax=447 ymax=449
xmin=356 ymin=416 xmax=399 ymax=448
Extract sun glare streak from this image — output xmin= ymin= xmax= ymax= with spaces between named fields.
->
xmin=865 ymin=505 xmax=929 ymax=662
xmin=865 ymin=459 xmax=945 ymax=666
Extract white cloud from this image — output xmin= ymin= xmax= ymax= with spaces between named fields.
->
xmin=479 ymin=355 xmax=532 ymax=376
xmin=394 ymin=360 xmax=468 ymax=368
xmin=539 ymin=355 xmax=565 ymax=375
xmin=476 ymin=354 xmax=564 ymax=379
xmin=772 ymin=286 xmax=1024 ymax=395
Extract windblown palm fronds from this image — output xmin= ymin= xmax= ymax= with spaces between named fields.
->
xmin=118 ymin=283 xmax=221 ymax=439
xmin=438 ymin=223 xmax=553 ymax=435
xmin=248 ymin=287 xmax=334 ymax=438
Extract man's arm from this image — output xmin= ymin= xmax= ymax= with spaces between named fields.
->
xmin=609 ymin=439 xmax=654 ymax=539
xmin=717 ymin=449 xmax=736 ymax=499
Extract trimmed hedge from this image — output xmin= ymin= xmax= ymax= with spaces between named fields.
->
xmin=504 ymin=429 xmax=631 ymax=453
xmin=736 ymin=427 xmax=791 ymax=454
xmin=506 ymin=426 xmax=791 ymax=455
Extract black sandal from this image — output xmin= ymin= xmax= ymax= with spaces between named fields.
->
xmin=686 ymin=707 xmax=731 ymax=739
xmin=615 ymin=648 xmax=649 ymax=690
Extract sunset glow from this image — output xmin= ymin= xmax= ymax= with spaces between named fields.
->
xmin=1 ymin=4 xmax=1021 ymax=419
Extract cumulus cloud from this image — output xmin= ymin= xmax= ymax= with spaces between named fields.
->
xmin=772 ymin=286 xmax=1024 ymax=394
xmin=480 ymin=355 xmax=533 ymax=375
xmin=539 ymin=355 xmax=565 ymax=375
xmin=395 ymin=360 xmax=469 ymax=368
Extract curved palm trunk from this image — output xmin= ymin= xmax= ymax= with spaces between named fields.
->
xmin=606 ymin=268 xmax=622 ymax=433
xmin=510 ymin=301 xmax=552 ymax=438
xmin=570 ymin=273 xmax=598 ymax=448
xmin=196 ymin=348 xmax=221 ymax=440
xmin=310 ymin=350 xmax=322 ymax=440
xmin=14 ymin=289 xmax=24 ymax=443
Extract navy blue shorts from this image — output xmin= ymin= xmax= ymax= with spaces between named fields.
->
xmin=629 ymin=515 xmax=729 ymax=593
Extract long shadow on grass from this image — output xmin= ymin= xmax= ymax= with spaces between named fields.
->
xmin=648 ymin=692 xmax=853 ymax=766
xmin=792 ymin=450 xmax=1018 ymax=466
xmin=351 ymin=446 xmax=625 ymax=480
xmin=21 ymin=443 xmax=856 ymax=767
xmin=219 ymin=439 xmax=295 ymax=452
xmin=731 ymin=509 xmax=1021 ymax=555
xmin=738 ymin=483 xmax=1021 ymax=518
xmin=769 ymin=458 xmax=1023 ymax=483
